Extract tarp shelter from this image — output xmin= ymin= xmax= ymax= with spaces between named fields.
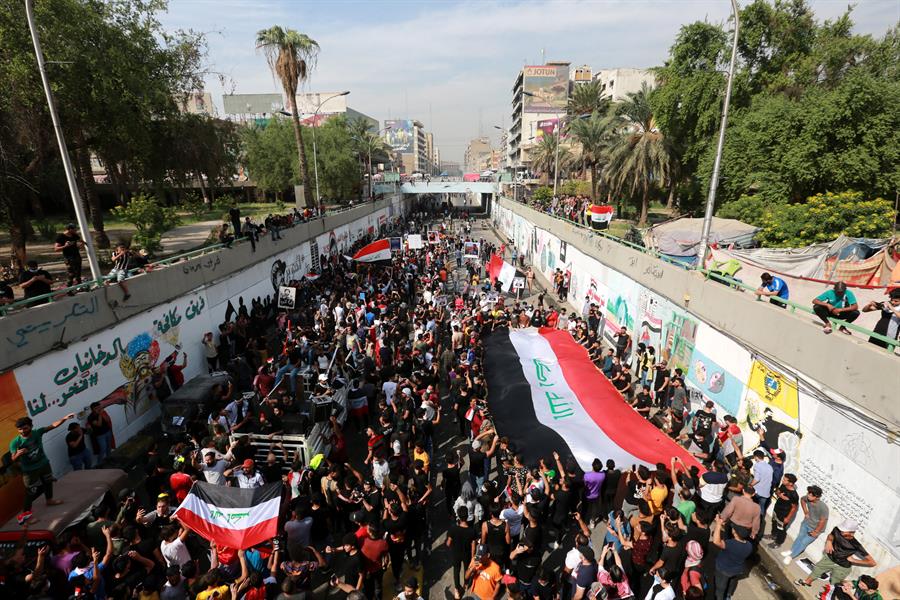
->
xmin=645 ymin=217 xmax=760 ymax=264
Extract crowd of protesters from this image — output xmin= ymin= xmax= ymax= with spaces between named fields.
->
xmin=524 ymin=195 xmax=593 ymax=226
xmin=1 ymin=205 xmax=324 ymax=310
xmin=3 ymin=205 xmax=886 ymax=600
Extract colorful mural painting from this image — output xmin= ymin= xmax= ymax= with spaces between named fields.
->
xmin=0 ymin=203 xmax=403 ymax=523
xmin=493 ymin=198 xmax=900 ymax=566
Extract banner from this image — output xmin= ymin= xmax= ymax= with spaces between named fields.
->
xmin=483 ymin=327 xmax=703 ymax=471
xmin=175 ymin=482 xmax=281 ymax=550
xmin=747 ymin=360 xmax=799 ymax=420
xmin=407 ymin=234 xmax=423 ymax=249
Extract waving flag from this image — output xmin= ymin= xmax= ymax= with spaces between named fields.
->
xmin=486 ymin=253 xmax=504 ymax=282
xmin=484 ymin=327 xmax=702 ymax=472
xmin=589 ymin=205 xmax=614 ymax=229
xmin=174 ymin=482 xmax=282 ymax=549
xmin=352 ymin=239 xmax=392 ymax=263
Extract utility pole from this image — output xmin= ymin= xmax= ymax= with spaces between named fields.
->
xmin=698 ymin=0 xmax=740 ymax=269
xmin=25 ymin=0 xmax=102 ymax=282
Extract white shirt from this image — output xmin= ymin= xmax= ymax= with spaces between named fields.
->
xmin=382 ymin=381 xmax=398 ymax=405
xmin=644 ymin=584 xmax=675 ymax=600
xmin=372 ymin=460 xmax=390 ymax=488
xmin=236 ymin=469 xmax=265 ymax=489
xmin=500 ymin=505 xmax=525 ymax=537
xmin=160 ymin=537 xmax=191 ymax=567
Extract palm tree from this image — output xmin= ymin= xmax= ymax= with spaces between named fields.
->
xmin=603 ymin=83 xmax=672 ymax=226
xmin=569 ymin=113 xmax=615 ymax=201
xmin=567 ymin=80 xmax=610 ymax=117
xmin=529 ymin=134 xmax=574 ymax=186
xmin=256 ymin=26 xmax=319 ymax=207
xmin=349 ymin=119 xmax=391 ymax=199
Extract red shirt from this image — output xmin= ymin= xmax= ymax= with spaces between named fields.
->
xmin=168 ymin=364 xmax=185 ymax=389
xmin=170 ymin=472 xmax=193 ymax=502
xmin=355 ymin=527 xmax=389 ymax=573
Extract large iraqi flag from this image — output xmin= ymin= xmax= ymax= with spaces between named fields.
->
xmin=352 ymin=239 xmax=392 ymax=263
xmin=484 ymin=327 xmax=702 ymax=471
xmin=174 ymin=482 xmax=282 ymax=549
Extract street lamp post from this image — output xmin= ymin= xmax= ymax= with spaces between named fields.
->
xmin=309 ymin=91 xmax=349 ymax=214
xmin=698 ymin=0 xmax=740 ymax=269
xmin=25 ymin=0 xmax=102 ymax=282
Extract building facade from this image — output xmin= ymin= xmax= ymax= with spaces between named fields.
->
xmin=222 ymin=91 xmax=377 ymax=130
xmin=384 ymin=119 xmax=431 ymax=174
xmin=593 ymin=68 xmax=656 ymax=101
xmin=465 ymin=137 xmax=493 ymax=173
xmin=507 ymin=62 xmax=571 ymax=174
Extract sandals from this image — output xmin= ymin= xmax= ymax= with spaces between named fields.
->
xmin=822 ymin=326 xmax=833 ymax=334
xmin=839 ymin=326 xmax=851 ymax=335
xmin=796 ymin=579 xmax=812 ymax=587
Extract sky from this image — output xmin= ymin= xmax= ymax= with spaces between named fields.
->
xmin=159 ymin=0 xmax=899 ymax=163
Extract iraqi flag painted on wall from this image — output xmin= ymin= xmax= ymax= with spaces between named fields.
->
xmin=174 ymin=482 xmax=282 ymax=549
xmin=352 ymin=239 xmax=392 ymax=263
xmin=484 ymin=327 xmax=703 ymax=471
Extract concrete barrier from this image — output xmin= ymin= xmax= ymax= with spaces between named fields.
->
xmin=0 ymin=198 xmax=402 ymax=371
xmin=497 ymin=198 xmax=899 ymax=428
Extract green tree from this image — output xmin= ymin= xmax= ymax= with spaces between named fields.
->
xmin=567 ymin=80 xmax=610 ymax=117
xmin=603 ymin=84 xmax=673 ymax=226
xmin=0 ymin=0 xmax=209 ymax=262
xmin=349 ymin=119 xmax=391 ymax=200
xmin=569 ymin=113 xmax=614 ymax=201
xmin=241 ymin=118 xmax=299 ymax=194
xmin=111 ymin=193 xmax=180 ymax=253
xmin=303 ymin=116 xmax=361 ymax=202
xmin=753 ymin=191 xmax=894 ymax=247
xmin=529 ymin=134 xmax=574 ymax=186
xmin=256 ymin=26 xmax=319 ymax=208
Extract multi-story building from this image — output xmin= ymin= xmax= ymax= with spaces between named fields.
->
xmin=440 ymin=161 xmax=462 ymax=177
xmin=593 ymin=68 xmax=656 ymax=101
xmin=384 ymin=119 xmax=429 ymax=174
xmin=464 ymin=137 xmax=493 ymax=173
xmin=572 ymin=65 xmax=593 ymax=86
xmin=508 ymin=62 xmax=571 ymax=174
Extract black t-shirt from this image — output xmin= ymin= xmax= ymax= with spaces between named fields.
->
xmin=19 ymin=269 xmax=52 ymax=298
xmin=0 ymin=283 xmax=13 ymax=300
xmin=56 ymin=233 xmax=81 ymax=260
xmin=603 ymin=469 xmax=621 ymax=498
xmin=261 ymin=460 xmax=284 ymax=484
xmin=659 ymin=543 xmax=685 ymax=574
xmin=613 ymin=371 xmax=632 ymax=392
xmin=828 ymin=527 xmax=868 ymax=567
xmin=773 ymin=485 xmax=799 ymax=520
xmin=448 ymin=524 xmax=477 ymax=560
xmin=693 ymin=409 xmax=716 ymax=436
xmin=635 ymin=392 xmax=652 ymax=410
xmin=683 ymin=524 xmax=710 ymax=554
xmin=468 ymin=449 xmax=486 ymax=476
xmin=65 ymin=430 xmax=86 ymax=457
xmin=332 ymin=550 xmax=362 ymax=584
xmin=653 ymin=367 xmax=669 ymax=391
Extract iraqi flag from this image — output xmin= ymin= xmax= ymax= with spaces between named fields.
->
xmin=352 ymin=239 xmax=392 ymax=263
xmin=589 ymin=204 xmax=614 ymax=229
xmin=486 ymin=253 xmax=504 ymax=282
xmin=174 ymin=482 xmax=282 ymax=549
xmin=484 ymin=327 xmax=703 ymax=472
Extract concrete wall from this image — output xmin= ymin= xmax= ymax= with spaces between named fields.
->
xmin=494 ymin=198 xmax=900 ymax=569
xmin=0 ymin=196 xmax=407 ymax=521
xmin=496 ymin=199 xmax=897 ymax=426
xmin=1 ymin=197 xmax=402 ymax=371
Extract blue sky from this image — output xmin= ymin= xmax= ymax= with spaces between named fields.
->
xmin=160 ymin=0 xmax=899 ymax=162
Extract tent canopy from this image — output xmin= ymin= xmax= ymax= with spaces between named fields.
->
xmin=645 ymin=217 xmax=760 ymax=258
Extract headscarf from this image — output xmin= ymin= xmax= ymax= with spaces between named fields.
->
xmin=685 ymin=540 xmax=704 ymax=567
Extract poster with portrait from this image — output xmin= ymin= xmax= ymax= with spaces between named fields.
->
xmin=427 ymin=230 xmax=441 ymax=245
xmin=277 ymin=286 xmax=296 ymax=309
xmin=464 ymin=241 xmax=480 ymax=258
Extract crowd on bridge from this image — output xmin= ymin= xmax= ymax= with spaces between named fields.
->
xmin=3 ymin=206 xmax=888 ymax=600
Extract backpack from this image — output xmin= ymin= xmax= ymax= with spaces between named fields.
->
xmin=686 ymin=565 xmax=708 ymax=592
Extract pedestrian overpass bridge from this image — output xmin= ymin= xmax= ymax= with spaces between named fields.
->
xmin=378 ymin=181 xmax=498 ymax=195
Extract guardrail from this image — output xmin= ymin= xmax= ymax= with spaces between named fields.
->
xmin=0 ymin=203 xmax=376 ymax=317
xmin=503 ymin=197 xmax=899 ymax=354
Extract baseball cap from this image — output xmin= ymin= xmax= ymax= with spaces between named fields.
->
xmin=243 ymin=459 xmax=254 ymax=469
xmin=474 ymin=544 xmax=489 ymax=560
xmin=402 ymin=387 xmax=412 ymax=396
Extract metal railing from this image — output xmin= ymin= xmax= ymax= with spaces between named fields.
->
xmin=502 ymin=196 xmax=899 ymax=354
xmin=0 ymin=201 xmax=385 ymax=316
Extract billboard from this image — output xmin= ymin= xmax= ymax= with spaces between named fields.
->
xmin=384 ymin=120 xmax=414 ymax=153
xmin=523 ymin=65 xmax=569 ymax=113
xmin=535 ymin=118 xmax=559 ymax=140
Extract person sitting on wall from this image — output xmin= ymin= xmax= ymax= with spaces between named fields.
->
xmin=812 ymin=282 xmax=860 ymax=335
xmin=757 ymin=272 xmax=790 ymax=307
xmin=861 ymin=288 xmax=900 ymax=349
xmin=218 ymin=223 xmax=234 ymax=248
